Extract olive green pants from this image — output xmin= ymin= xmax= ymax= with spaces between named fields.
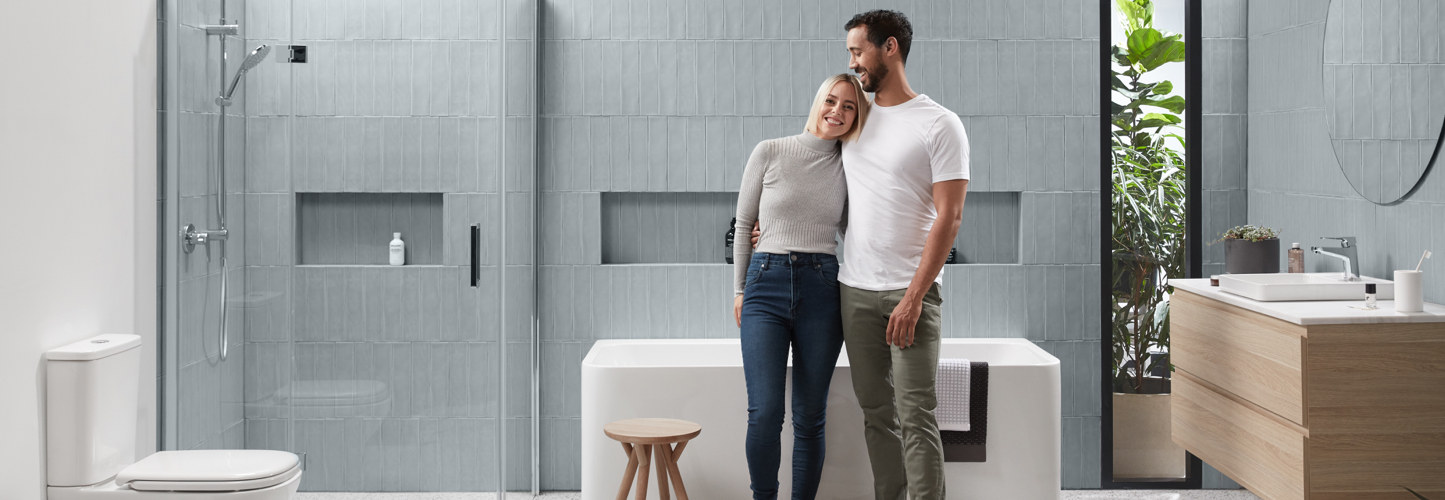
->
xmin=841 ymin=283 xmax=945 ymax=500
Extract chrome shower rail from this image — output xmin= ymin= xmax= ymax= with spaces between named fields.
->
xmin=189 ymin=1 xmax=269 ymax=363
xmin=210 ymin=11 xmax=232 ymax=362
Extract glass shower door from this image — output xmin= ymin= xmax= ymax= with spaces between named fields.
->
xmin=163 ymin=0 xmax=520 ymax=493
xmin=250 ymin=0 xmax=516 ymax=492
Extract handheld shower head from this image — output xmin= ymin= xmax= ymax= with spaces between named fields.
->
xmin=216 ymin=45 xmax=271 ymax=107
xmin=239 ymin=45 xmax=272 ymax=71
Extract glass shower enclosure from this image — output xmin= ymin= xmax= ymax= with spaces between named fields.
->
xmin=158 ymin=0 xmax=540 ymax=492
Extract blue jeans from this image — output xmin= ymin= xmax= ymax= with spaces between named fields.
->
xmin=740 ymin=252 xmax=846 ymax=500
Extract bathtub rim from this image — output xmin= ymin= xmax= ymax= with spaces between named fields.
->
xmin=582 ymin=338 xmax=1061 ymax=370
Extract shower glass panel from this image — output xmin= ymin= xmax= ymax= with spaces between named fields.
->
xmin=163 ymin=0 xmax=253 ymax=456
xmin=161 ymin=0 xmax=535 ymax=493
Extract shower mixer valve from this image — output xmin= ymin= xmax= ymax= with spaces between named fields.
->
xmin=181 ymin=224 xmax=228 ymax=254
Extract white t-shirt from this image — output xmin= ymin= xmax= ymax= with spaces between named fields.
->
xmin=839 ymin=94 xmax=970 ymax=292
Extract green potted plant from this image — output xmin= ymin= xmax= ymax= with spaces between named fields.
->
xmin=1213 ymin=224 xmax=1282 ymax=274
xmin=1110 ymin=0 xmax=1188 ymax=480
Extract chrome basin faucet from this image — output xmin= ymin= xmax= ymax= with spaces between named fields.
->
xmin=1311 ymin=236 xmax=1359 ymax=281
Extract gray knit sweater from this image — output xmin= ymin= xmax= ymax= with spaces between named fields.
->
xmin=733 ymin=133 xmax=848 ymax=295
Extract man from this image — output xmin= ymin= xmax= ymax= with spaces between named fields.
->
xmin=838 ymin=10 xmax=968 ymax=500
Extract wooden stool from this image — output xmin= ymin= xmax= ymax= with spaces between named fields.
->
xmin=603 ymin=418 xmax=702 ymax=500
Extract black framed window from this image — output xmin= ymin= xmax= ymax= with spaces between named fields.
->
xmin=1099 ymin=0 xmax=1203 ymax=489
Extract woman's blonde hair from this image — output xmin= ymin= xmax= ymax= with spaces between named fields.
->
xmin=804 ymin=74 xmax=870 ymax=143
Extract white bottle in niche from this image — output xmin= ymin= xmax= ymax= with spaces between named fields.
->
xmin=389 ymin=232 xmax=405 ymax=266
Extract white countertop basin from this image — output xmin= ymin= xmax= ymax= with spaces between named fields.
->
xmin=1217 ymin=272 xmax=1394 ymax=301
xmin=1172 ymin=278 xmax=1445 ymax=325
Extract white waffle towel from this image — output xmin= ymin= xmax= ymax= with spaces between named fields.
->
xmin=936 ymin=358 xmax=971 ymax=432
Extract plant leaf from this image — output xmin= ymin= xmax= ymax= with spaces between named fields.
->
xmin=1141 ymin=95 xmax=1186 ymax=113
xmin=1137 ymin=117 xmax=1177 ymax=129
xmin=1140 ymin=113 xmax=1181 ymax=125
xmin=1127 ymin=28 xmax=1164 ymax=64
xmin=1139 ymin=37 xmax=1186 ymax=72
xmin=1116 ymin=0 xmax=1153 ymax=34
xmin=1152 ymin=80 xmax=1174 ymax=95
xmin=1112 ymin=46 xmax=1133 ymax=67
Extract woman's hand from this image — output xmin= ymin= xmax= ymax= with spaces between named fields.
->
xmin=734 ymin=294 xmax=744 ymax=327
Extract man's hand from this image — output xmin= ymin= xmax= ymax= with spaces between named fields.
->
xmin=887 ymin=179 xmax=967 ymax=349
xmin=886 ymin=295 xmax=923 ymax=348
xmin=751 ymin=221 xmax=760 ymax=249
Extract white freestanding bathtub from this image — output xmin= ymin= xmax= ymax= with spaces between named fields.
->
xmin=581 ymin=338 xmax=1061 ymax=500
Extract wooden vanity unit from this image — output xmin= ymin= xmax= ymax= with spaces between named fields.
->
xmin=1169 ymin=279 xmax=1445 ymax=500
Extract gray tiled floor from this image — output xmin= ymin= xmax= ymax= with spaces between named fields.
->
xmin=295 ymin=490 xmax=1260 ymax=499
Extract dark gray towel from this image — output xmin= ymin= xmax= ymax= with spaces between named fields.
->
xmin=940 ymin=361 xmax=987 ymax=462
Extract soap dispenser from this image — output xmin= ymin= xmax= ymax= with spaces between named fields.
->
xmin=725 ymin=218 xmax=736 ymax=264
xmin=1288 ymin=242 xmax=1304 ymax=273
xmin=390 ymin=232 xmax=405 ymax=266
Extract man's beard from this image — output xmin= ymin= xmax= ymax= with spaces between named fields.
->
xmin=858 ymin=62 xmax=888 ymax=93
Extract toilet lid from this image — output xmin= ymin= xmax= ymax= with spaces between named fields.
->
xmin=117 ymin=450 xmax=299 ymax=485
xmin=124 ymin=464 xmax=301 ymax=492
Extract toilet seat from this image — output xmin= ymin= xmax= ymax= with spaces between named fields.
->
xmin=116 ymin=450 xmax=300 ymax=493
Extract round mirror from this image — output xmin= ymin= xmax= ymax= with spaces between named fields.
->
xmin=1322 ymin=0 xmax=1445 ymax=204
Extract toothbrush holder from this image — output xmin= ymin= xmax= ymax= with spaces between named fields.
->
xmin=1394 ymin=270 xmax=1424 ymax=313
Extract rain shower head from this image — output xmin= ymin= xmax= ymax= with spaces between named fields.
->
xmin=216 ymin=44 xmax=271 ymax=107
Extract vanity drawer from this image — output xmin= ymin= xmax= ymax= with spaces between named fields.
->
xmin=1173 ymin=372 xmax=1307 ymax=500
xmin=1171 ymin=290 xmax=1307 ymax=425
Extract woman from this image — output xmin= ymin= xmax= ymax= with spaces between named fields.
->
xmin=731 ymin=73 xmax=870 ymax=500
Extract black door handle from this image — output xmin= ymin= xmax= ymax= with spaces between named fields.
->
xmin=470 ymin=224 xmax=480 ymax=287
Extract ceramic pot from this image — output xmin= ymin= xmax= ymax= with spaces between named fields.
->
xmin=1112 ymin=393 xmax=1187 ymax=480
xmin=1225 ymin=238 xmax=1280 ymax=274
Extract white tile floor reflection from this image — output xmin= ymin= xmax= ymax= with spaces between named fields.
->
xmin=295 ymin=490 xmax=1260 ymax=499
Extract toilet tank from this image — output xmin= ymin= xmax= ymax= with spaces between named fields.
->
xmin=46 ymin=334 xmax=143 ymax=487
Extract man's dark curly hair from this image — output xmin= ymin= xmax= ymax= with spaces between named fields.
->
xmin=844 ymin=10 xmax=913 ymax=64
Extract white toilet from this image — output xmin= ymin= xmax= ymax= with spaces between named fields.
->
xmin=46 ymin=334 xmax=302 ymax=499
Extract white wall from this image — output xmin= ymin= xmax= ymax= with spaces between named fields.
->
xmin=0 ymin=0 xmax=158 ymax=498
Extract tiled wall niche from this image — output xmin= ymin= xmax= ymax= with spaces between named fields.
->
xmin=297 ymin=192 xmax=445 ymax=265
xmin=600 ymin=192 xmax=737 ymax=264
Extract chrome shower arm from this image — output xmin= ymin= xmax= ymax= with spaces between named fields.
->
xmin=203 ymin=24 xmax=238 ymax=35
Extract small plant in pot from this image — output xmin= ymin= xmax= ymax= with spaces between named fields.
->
xmin=1213 ymin=225 xmax=1282 ymax=274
